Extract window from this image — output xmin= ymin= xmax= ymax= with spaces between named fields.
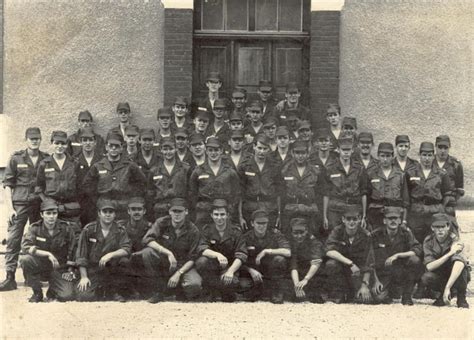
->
xmin=194 ymin=0 xmax=308 ymax=33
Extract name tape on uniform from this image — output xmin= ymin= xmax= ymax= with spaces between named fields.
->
xmin=17 ymin=164 xmax=28 ymax=168
xmin=45 ymin=168 xmax=55 ymax=173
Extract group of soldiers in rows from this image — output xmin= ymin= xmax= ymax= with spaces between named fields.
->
xmin=0 ymin=74 xmax=469 ymax=307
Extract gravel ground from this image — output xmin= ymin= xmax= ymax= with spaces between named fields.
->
xmin=0 ymin=211 xmax=473 ymax=339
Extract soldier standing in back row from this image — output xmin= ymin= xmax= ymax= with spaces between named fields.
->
xmin=67 ymin=110 xmax=105 ymax=158
xmin=0 ymin=127 xmax=49 ymax=291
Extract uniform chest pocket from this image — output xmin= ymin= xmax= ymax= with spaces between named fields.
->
xmin=44 ymin=169 xmax=59 ymax=192
xmin=329 ymin=173 xmax=343 ymax=188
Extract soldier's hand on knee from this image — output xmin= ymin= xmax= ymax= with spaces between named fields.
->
xmin=168 ymin=254 xmax=177 ymax=272
xmin=240 ymin=216 xmax=247 ymax=231
xmin=221 ymin=270 xmax=235 ymax=285
xmin=248 ymin=268 xmax=263 ymax=284
xmin=323 ymin=217 xmax=329 ymax=230
xmin=443 ymin=287 xmax=452 ymax=305
xmin=372 ymin=279 xmax=383 ymax=295
xmin=48 ymin=253 xmax=60 ymax=270
xmin=216 ymin=254 xmax=228 ymax=269
xmin=167 ymin=271 xmax=181 ymax=288
xmin=7 ymin=205 xmax=16 ymax=223
xmin=450 ymin=242 xmax=464 ymax=255
xmin=99 ymin=253 xmax=113 ymax=269
xmin=357 ymin=285 xmax=371 ymax=303
xmin=255 ymin=250 xmax=267 ymax=266
xmin=77 ymin=277 xmax=91 ymax=292
xmin=350 ymin=263 xmax=360 ymax=276
xmin=385 ymin=254 xmax=399 ymax=267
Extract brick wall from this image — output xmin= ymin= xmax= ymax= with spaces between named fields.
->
xmin=309 ymin=11 xmax=340 ymax=128
xmin=163 ymin=8 xmax=193 ymax=107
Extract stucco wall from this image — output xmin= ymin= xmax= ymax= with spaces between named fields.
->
xmin=340 ymin=0 xmax=473 ymax=193
xmin=1 ymin=0 xmax=164 ymax=164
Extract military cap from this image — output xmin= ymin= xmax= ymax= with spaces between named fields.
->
xmin=343 ymin=205 xmax=361 ymax=217
xmin=97 ymin=198 xmax=116 ymax=211
xmin=378 ymin=142 xmax=394 ymax=154
xmin=194 ymin=108 xmax=211 ymax=121
xmin=124 ymin=125 xmax=140 ymax=136
xmin=258 ymin=80 xmax=273 ymax=91
xmin=140 ymin=128 xmax=155 ymax=139
xmin=189 ymin=133 xmax=205 ymax=145
xmin=51 ymin=131 xmax=68 ymax=143
xmin=40 ymin=199 xmax=59 ymax=211
xmin=169 ymin=198 xmax=187 ymax=210
xmin=315 ymin=128 xmax=330 ymax=139
xmin=128 ymin=196 xmax=145 ymax=208
xmin=247 ymin=100 xmax=263 ymax=111
xmin=358 ymin=132 xmax=374 ymax=143
xmin=116 ymin=102 xmax=130 ymax=112
xmin=290 ymin=217 xmax=308 ymax=231
xmin=232 ymin=87 xmax=247 ymax=98
xmin=395 ymin=135 xmax=410 ymax=145
xmin=419 ymin=142 xmax=435 ymax=153
xmin=25 ymin=127 xmax=41 ymax=139
xmin=213 ymin=98 xmax=228 ymax=109
xmin=206 ymin=136 xmax=222 ymax=149
xmin=292 ymin=140 xmax=308 ymax=151
xmin=160 ymin=137 xmax=175 ymax=148
xmin=254 ymin=134 xmax=271 ymax=147
xmin=276 ymin=126 xmax=290 ymax=137
xmin=431 ymin=213 xmax=450 ymax=227
xmin=252 ymin=209 xmax=269 ymax=222
xmin=206 ymin=71 xmax=222 ymax=82
xmin=297 ymin=120 xmax=311 ymax=131
xmin=383 ymin=206 xmax=403 ymax=218
xmin=80 ymin=127 xmax=95 ymax=138
xmin=342 ymin=117 xmax=357 ymax=129
xmin=78 ymin=110 xmax=93 ymax=121
xmin=263 ymin=117 xmax=278 ymax=128
xmin=157 ymin=107 xmax=172 ymax=118
xmin=435 ymin=135 xmax=451 ymax=147
xmin=230 ymin=130 xmax=244 ymax=139
xmin=229 ymin=111 xmax=243 ymax=121
xmin=286 ymin=82 xmax=299 ymax=93
xmin=338 ymin=137 xmax=354 ymax=149
xmin=174 ymin=127 xmax=188 ymax=138
xmin=212 ymin=199 xmax=228 ymax=209
xmin=106 ymin=132 xmax=124 ymax=145
xmin=173 ymin=96 xmax=188 ymax=106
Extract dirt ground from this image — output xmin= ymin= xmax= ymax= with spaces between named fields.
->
xmin=0 ymin=211 xmax=473 ymax=339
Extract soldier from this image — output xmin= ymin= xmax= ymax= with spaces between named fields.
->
xmin=195 ymin=199 xmax=247 ymax=302
xmin=228 ymin=111 xmax=245 ymax=132
xmin=142 ymin=198 xmax=206 ymax=303
xmin=285 ymin=109 xmax=301 ymax=143
xmin=269 ymin=126 xmax=292 ymax=167
xmin=256 ymin=80 xmax=276 ymax=121
xmin=135 ymin=128 xmax=162 ymax=178
xmin=82 ymin=132 xmax=147 ymax=220
xmin=421 ymin=213 xmax=469 ymax=308
xmin=147 ymin=137 xmax=190 ymax=220
xmin=434 ymin=135 xmax=464 ymax=216
xmin=174 ymin=127 xmax=194 ymax=164
xmin=123 ymin=125 xmax=141 ymax=161
xmin=262 ymin=117 xmax=278 ymax=152
xmin=243 ymin=100 xmax=265 ymax=146
xmin=281 ymin=140 xmax=325 ymax=235
xmin=354 ymin=132 xmax=379 ymax=172
xmin=117 ymin=197 xmax=153 ymax=298
xmin=189 ymin=137 xmax=241 ymax=227
xmin=370 ymin=207 xmax=423 ymax=305
xmin=190 ymin=108 xmax=211 ymax=137
xmin=274 ymin=82 xmax=310 ymax=122
xmin=156 ymin=108 xmax=173 ymax=147
xmin=238 ymin=134 xmax=282 ymax=229
xmin=171 ymin=96 xmax=192 ymax=131
xmin=325 ymin=205 xmax=373 ymax=304
xmin=20 ymin=199 xmax=77 ymax=302
xmin=35 ymin=131 xmax=82 ymax=227
xmin=224 ymin=129 xmax=252 ymax=171
xmin=0 ymin=127 xmax=49 ymax=291
xmin=325 ymin=103 xmax=343 ymax=152
xmin=323 ymin=138 xmax=368 ymax=232
xmin=66 ymin=110 xmax=105 ymax=158
xmin=406 ymin=142 xmax=455 ymax=243
xmin=309 ymin=128 xmax=338 ymax=169
xmin=296 ymin=120 xmax=313 ymax=146
xmin=230 ymin=87 xmax=248 ymax=116
xmin=76 ymin=127 xmax=104 ymax=226
xmin=194 ymin=71 xmax=223 ymax=112
xmin=108 ymin=102 xmax=132 ymax=138
xmin=393 ymin=135 xmax=419 ymax=173
xmin=207 ymin=98 xmax=231 ymax=147
xmin=188 ymin=133 xmax=207 ymax=170
xmin=366 ymin=142 xmax=409 ymax=228
xmin=76 ymin=199 xmax=131 ymax=302
xmin=289 ymin=218 xmax=325 ymax=303
xmin=240 ymin=209 xmax=291 ymax=304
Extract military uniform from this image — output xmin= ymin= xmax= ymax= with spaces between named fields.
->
xmin=142 ymin=215 xmax=206 ymax=299
xmin=189 ymin=161 xmax=241 ymax=227
xmin=434 ymin=155 xmax=464 ymax=215
xmin=195 ymin=223 xmax=247 ymax=298
xmin=393 ymin=157 xmax=419 ymax=174
xmin=67 ymin=131 xmax=105 ymax=158
xmin=75 ymin=220 xmax=131 ymax=301
xmin=2 ymin=148 xmax=49 ymax=274
xmin=147 ymin=159 xmax=190 ymax=219
xmin=20 ymin=218 xmax=77 ymax=301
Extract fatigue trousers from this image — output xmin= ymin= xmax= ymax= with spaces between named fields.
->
xmin=239 ymin=255 xmax=288 ymax=296
xmin=292 ymin=263 xmax=326 ymax=301
xmin=325 ymin=259 xmax=372 ymax=303
xmin=117 ymin=249 xmax=157 ymax=297
xmin=372 ymin=255 xmax=423 ymax=302
xmin=195 ymin=256 xmax=240 ymax=296
xmin=5 ymin=203 xmax=41 ymax=273
xmin=421 ymin=261 xmax=470 ymax=298
xmin=20 ymin=255 xmax=75 ymax=301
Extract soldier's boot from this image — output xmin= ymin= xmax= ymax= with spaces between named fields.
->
xmin=28 ymin=288 xmax=44 ymax=303
xmin=457 ymin=291 xmax=469 ymax=309
xmin=401 ymin=294 xmax=414 ymax=306
xmin=0 ymin=271 xmax=17 ymax=291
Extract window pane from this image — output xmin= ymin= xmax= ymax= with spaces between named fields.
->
xmin=238 ymin=47 xmax=265 ymax=85
xmin=227 ymin=0 xmax=248 ymax=30
xmin=279 ymin=0 xmax=302 ymax=31
xmin=202 ymin=0 xmax=224 ymax=30
xmin=275 ymin=47 xmax=302 ymax=86
xmin=199 ymin=46 xmax=228 ymax=85
xmin=255 ymin=0 xmax=277 ymax=31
